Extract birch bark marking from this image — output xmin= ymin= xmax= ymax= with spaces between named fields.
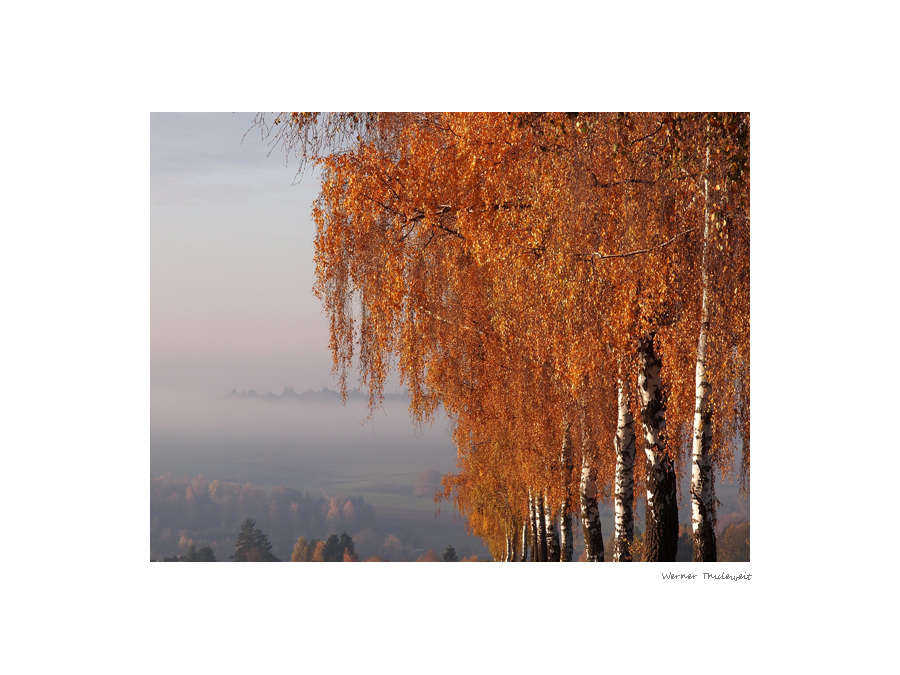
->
xmin=536 ymin=491 xmax=549 ymax=562
xmin=559 ymin=418 xmax=574 ymax=562
xmin=510 ymin=520 xmax=520 ymax=562
xmin=579 ymin=397 xmax=604 ymax=561
xmin=613 ymin=379 xmax=636 ymax=562
xmin=638 ymin=335 xmax=679 ymax=561
xmin=545 ymin=501 xmax=561 ymax=562
xmin=692 ymin=122 xmax=717 ymax=562
xmin=544 ymin=491 xmax=561 ymax=561
xmin=528 ymin=490 xmax=539 ymax=561
xmin=520 ymin=520 xmax=529 ymax=562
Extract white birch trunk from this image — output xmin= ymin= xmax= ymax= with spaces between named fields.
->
xmin=536 ymin=491 xmax=549 ymax=562
xmin=528 ymin=489 xmax=537 ymax=561
xmin=638 ymin=335 xmax=679 ymax=561
xmin=579 ymin=397 xmax=604 ymax=561
xmin=520 ymin=520 xmax=528 ymax=562
xmin=613 ymin=379 xmax=636 ymax=562
xmin=692 ymin=124 xmax=717 ymax=561
xmin=529 ymin=488 xmax=546 ymax=561
xmin=544 ymin=491 xmax=561 ymax=561
xmin=559 ymin=419 xmax=574 ymax=562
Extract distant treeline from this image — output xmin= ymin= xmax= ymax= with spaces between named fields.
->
xmin=226 ymin=386 xmax=409 ymax=403
xmin=151 ymin=473 xmax=746 ymax=562
xmin=150 ymin=474 xmax=376 ymax=561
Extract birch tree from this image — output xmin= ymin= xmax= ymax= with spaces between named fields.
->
xmin=691 ymin=119 xmax=716 ymax=561
xmin=579 ymin=392 xmax=604 ymax=561
xmin=613 ymin=379 xmax=636 ymax=561
xmin=257 ymin=111 xmax=749 ymax=561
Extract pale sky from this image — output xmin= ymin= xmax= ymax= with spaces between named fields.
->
xmin=151 ymin=112 xmax=334 ymax=397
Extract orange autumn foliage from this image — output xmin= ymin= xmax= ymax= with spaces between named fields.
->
xmin=260 ymin=112 xmax=749 ymax=558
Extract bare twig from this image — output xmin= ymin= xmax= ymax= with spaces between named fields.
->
xmin=630 ymin=124 xmax=664 ymax=146
xmin=579 ymin=227 xmax=697 ymax=261
xmin=403 ymin=201 xmax=530 ymax=225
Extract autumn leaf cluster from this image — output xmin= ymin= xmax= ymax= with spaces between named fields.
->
xmin=260 ymin=112 xmax=749 ymax=557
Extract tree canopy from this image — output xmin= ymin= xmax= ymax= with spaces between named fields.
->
xmin=291 ymin=531 xmax=358 ymax=562
xmin=231 ymin=518 xmax=278 ymax=562
xmin=258 ymin=112 xmax=749 ymax=562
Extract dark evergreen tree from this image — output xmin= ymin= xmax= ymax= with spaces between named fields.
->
xmin=322 ymin=533 xmax=343 ymax=562
xmin=339 ymin=531 xmax=356 ymax=559
xmin=230 ymin=518 xmax=278 ymax=561
xmin=196 ymin=545 xmax=216 ymax=561
xmin=442 ymin=545 xmax=458 ymax=562
xmin=187 ymin=544 xmax=217 ymax=562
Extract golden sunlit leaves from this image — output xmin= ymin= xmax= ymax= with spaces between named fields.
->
xmin=287 ymin=112 xmax=749 ymax=553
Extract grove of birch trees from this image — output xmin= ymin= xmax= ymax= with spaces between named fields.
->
xmin=259 ymin=112 xmax=750 ymax=562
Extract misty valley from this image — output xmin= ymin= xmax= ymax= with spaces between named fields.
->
xmin=150 ymin=388 xmax=493 ymax=561
xmin=150 ymin=388 xmax=748 ymax=562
